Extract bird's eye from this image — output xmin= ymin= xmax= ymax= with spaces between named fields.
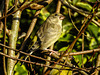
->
xmin=55 ymin=14 xmax=58 ymax=16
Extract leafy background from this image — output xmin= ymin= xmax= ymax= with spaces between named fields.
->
xmin=0 ymin=0 xmax=100 ymax=75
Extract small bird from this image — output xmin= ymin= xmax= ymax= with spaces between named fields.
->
xmin=25 ymin=13 xmax=65 ymax=60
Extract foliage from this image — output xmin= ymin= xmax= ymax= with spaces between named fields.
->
xmin=0 ymin=0 xmax=100 ymax=75
xmin=14 ymin=63 xmax=28 ymax=75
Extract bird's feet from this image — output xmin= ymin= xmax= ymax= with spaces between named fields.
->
xmin=42 ymin=49 xmax=58 ymax=56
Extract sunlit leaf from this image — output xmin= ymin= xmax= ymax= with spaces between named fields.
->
xmin=89 ymin=38 xmax=97 ymax=49
xmin=59 ymin=46 xmax=68 ymax=52
xmin=49 ymin=65 xmax=72 ymax=75
xmin=76 ymin=2 xmax=92 ymax=11
xmin=88 ymin=23 xmax=99 ymax=39
xmin=73 ymin=0 xmax=81 ymax=5
xmin=59 ymin=34 xmax=74 ymax=42
xmin=87 ymin=0 xmax=97 ymax=3
xmin=73 ymin=55 xmax=82 ymax=67
xmin=14 ymin=63 xmax=28 ymax=75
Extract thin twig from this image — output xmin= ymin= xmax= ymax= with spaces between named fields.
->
xmin=7 ymin=4 xmax=16 ymax=13
xmin=82 ymin=34 xmax=84 ymax=68
xmin=65 ymin=48 xmax=100 ymax=56
xmin=56 ymin=0 xmax=61 ymax=13
xmin=3 ymin=0 xmax=9 ymax=74
xmin=68 ymin=9 xmax=79 ymax=32
xmin=1 ymin=42 xmax=100 ymax=58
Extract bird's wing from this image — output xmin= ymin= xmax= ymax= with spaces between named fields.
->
xmin=37 ymin=20 xmax=62 ymax=49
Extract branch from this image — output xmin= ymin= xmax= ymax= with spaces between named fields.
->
xmin=3 ymin=0 xmax=10 ymax=74
xmin=7 ymin=1 xmax=22 ymax=74
xmin=65 ymin=48 xmax=100 ymax=56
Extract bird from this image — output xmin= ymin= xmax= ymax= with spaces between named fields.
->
xmin=25 ymin=13 xmax=65 ymax=60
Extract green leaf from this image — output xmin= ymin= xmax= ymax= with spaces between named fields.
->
xmin=39 ymin=8 xmax=50 ymax=21
xmin=83 ymin=57 xmax=87 ymax=65
xmin=49 ymin=65 xmax=72 ymax=75
xmin=62 ymin=22 xmax=73 ymax=33
xmin=14 ymin=63 xmax=28 ymax=75
xmin=73 ymin=55 xmax=82 ymax=67
xmin=88 ymin=23 xmax=99 ymax=38
xmin=59 ymin=46 xmax=68 ymax=52
xmin=19 ymin=0 xmax=24 ymax=3
xmin=76 ymin=2 xmax=92 ymax=11
xmin=89 ymin=38 xmax=97 ymax=49
xmin=73 ymin=0 xmax=81 ymax=5
xmin=87 ymin=0 xmax=97 ymax=3
xmin=59 ymin=34 xmax=74 ymax=42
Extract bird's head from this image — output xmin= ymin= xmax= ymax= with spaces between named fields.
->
xmin=51 ymin=13 xmax=65 ymax=19
xmin=48 ymin=13 xmax=65 ymax=24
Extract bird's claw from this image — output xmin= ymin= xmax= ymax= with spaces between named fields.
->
xmin=44 ymin=49 xmax=58 ymax=56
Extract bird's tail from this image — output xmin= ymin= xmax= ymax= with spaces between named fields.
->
xmin=23 ymin=39 xmax=40 ymax=64
xmin=22 ymin=48 xmax=38 ymax=65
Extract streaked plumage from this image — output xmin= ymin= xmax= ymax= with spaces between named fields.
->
xmin=24 ymin=13 xmax=65 ymax=61
xmin=30 ymin=13 xmax=65 ymax=51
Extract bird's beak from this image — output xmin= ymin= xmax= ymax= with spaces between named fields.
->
xmin=59 ymin=15 xmax=65 ymax=20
